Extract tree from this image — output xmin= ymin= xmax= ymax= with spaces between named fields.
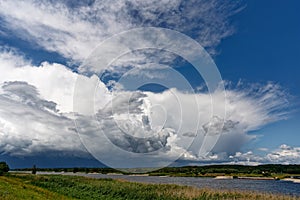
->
xmin=73 ymin=167 xmax=79 ymax=173
xmin=0 ymin=161 xmax=9 ymax=175
xmin=32 ymin=164 xmax=37 ymax=175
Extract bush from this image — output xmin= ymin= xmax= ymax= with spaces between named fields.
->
xmin=0 ymin=161 xmax=9 ymax=175
xmin=32 ymin=165 xmax=37 ymax=175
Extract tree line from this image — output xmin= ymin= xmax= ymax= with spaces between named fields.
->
xmin=5 ymin=162 xmax=300 ymax=176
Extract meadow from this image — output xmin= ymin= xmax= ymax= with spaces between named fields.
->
xmin=0 ymin=173 xmax=299 ymax=200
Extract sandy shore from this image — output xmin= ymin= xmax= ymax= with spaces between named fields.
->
xmin=214 ymin=176 xmax=233 ymax=179
xmin=282 ymin=178 xmax=300 ymax=183
xmin=238 ymin=176 xmax=274 ymax=180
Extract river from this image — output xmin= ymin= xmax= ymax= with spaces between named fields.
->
xmin=52 ymin=172 xmax=300 ymax=196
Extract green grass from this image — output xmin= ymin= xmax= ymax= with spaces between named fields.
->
xmin=0 ymin=175 xmax=72 ymax=200
xmin=2 ymin=173 xmax=299 ymax=200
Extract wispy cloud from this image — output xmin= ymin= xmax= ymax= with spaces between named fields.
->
xmin=0 ymin=46 xmax=31 ymax=68
xmin=0 ymin=0 xmax=242 ymax=62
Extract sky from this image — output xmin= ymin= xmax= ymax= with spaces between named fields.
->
xmin=0 ymin=0 xmax=299 ymax=169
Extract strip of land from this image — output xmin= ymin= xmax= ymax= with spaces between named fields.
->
xmin=14 ymin=164 xmax=300 ymax=177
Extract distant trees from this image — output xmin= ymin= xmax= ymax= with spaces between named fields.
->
xmin=150 ymin=164 xmax=300 ymax=177
xmin=0 ymin=161 xmax=9 ymax=175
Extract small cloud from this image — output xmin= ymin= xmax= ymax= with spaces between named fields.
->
xmin=257 ymin=147 xmax=269 ymax=152
xmin=267 ymin=144 xmax=300 ymax=164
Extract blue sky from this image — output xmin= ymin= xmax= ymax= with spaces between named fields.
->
xmin=217 ymin=0 xmax=300 ymax=93
xmin=0 ymin=0 xmax=299 ymax=169
xmin=216 ymin=0 xmax=300 ymax=152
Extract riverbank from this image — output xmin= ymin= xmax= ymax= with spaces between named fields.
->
xmin=214 ymin=175 xmax=300 ymax=183
xmin=1 ymin=173 xmax=299 ymax=200
xmin=214 ymin=176 xmax=275 ymax=180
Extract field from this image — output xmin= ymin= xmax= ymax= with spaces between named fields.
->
xmin=0 ymin=173 xmax=299 ymax=200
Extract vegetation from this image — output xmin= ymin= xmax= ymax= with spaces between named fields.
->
xmin=2 ymin=173 xmax=298 ymax=200
xmin=0 ymin=162 xmax=9 ymax=176
xmin=14 ymin=166 xmax=124 ymax=174
xmin=0 ymin=175 xmax=72 ymax=200
xmin=149 ymin=164 xmax=300 ymax=178
xmin=32 ymin=164 xmax=37 ymax=175
xmin=13 ymin=164 xmax=300 ymax=178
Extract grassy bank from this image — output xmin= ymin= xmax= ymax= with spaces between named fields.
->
xmin=1 ymin=173 xmax=299 ymax=200
xmin=0 ymin=175 xmax=72 ymax=200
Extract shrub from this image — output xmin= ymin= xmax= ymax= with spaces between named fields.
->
xmin=32 ymin=165 xmax=37 ymax=174
xmin=0 ymin=161 xmax=9 ymax=175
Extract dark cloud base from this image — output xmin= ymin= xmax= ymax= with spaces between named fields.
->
xmin=1 ymin=152 xmax=105 ymax=169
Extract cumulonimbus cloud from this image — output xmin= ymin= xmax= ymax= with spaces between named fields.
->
xmin=0 ymin=49 xmax=291 ymax=166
